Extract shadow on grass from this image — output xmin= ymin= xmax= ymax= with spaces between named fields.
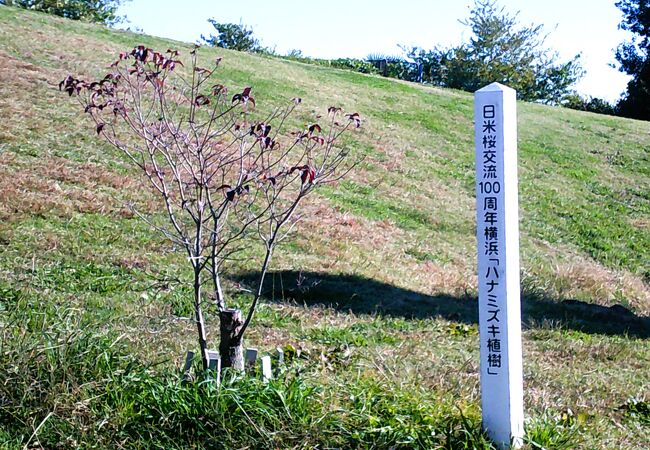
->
xmin=235 ymin=270 xmax=650 ymax=339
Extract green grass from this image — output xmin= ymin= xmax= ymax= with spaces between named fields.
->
xmin=321 ymin=181 xmax=442 ymax=231
xmin=0 ymin=5 xmax=648 ymax=449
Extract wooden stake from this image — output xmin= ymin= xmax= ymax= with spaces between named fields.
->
xmin=207 ymin=350 xmax=221 ymax=384
xmin=245 ymin=347 xmax=258 ymax=371
xmin=275 ymin=347 xmax=284 ymax=365
xmin=182 ymin=351 xmax=194 ymax=384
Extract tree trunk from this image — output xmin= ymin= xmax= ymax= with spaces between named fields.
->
xmin=219 ymin=308 xmax=244 ymax=370
xmin=194 ymin=270 xmax=210 ymax=371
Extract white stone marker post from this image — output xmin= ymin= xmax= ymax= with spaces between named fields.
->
xmin=474 ymin=83 xmax=524 ymax=449
xmin=260 ymin=356 xmax=272 ymax=383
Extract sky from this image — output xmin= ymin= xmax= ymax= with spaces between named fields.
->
xmin=117 ymin=0 xmax=633 ymax=103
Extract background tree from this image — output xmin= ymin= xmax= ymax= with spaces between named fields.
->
xmin=561 ymin=93 xmax=617 ymax=115
xmin=201 ymin=19 xmax=262 ymax=52
xmin=402 ymin=46 xmax=452 ymax=85
xmin=1 ymin=0 xmax=127 ymax=25
xmin=61 ymin=46 xmax=360 ymax=371
xmin=405 ymin=0 xmax=582 ymax=103
xmin=366 ymin=53 xmax=417 ymax=79
xmin=615 ymin=0 xmax=650 ymax=120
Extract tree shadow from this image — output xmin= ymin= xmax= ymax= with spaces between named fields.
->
xmin=234 ymin=270 xmax=650 ymax=339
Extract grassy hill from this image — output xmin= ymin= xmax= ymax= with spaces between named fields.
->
xmin=0 ymin=6 xmax=648 ymax=449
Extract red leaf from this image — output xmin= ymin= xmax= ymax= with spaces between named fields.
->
xmin=162 ymin=59 xmax=177 ymax=71
xmin=290 ymin=165 xmax=315 ymax=184
xmin=232 ymin=87 xmax=255 ymax=107
xmin=194 ymin=95 xmax=210 ymax=106
xmin=301 ymin=167 xmax=315 ymax=184
xmin=289 ymin=165 xmax=308 ymax=174
xmin=131 ymin=45 xmax=153 ymax=63
xmin=346 ymin=112 xmax=362 ymax=128
xmin=261 ymin=136 xmax=274 ymax=149
xmin=211 ymin=84 xmax=226 ymax=96
xmin=96 ymin=123 xmax=105 ymax=134
xmin=255 ymin=123 xmax=271 ymax=137
xmin=152 ymin=52 xmax=164 ymax=67
xmin=59 ymin=75 xmax=83 ymax=97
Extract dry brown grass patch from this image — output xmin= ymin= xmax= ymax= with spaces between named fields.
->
xmin=552 ymin=258 xmax=649 ymax=315
xmin=0 ymin=50 xmax=49 ymax=78
xmin=0 ymin=152 xmax=155 ymax=221
xmin=298 ymin=199 xmax=405 ymax=255
xmin=629 ymin=216 xmax=650 ymax=230
xmin=282 ymin=192 xmax=477 ymax=298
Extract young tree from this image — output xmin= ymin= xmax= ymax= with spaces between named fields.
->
xmin=615 ymin=0 xmax=650 ymax=120
xmin=60 ymin=46 xmax=360 ymax=370
xmin=201 ymin=19 xmax=261 ymax=52
xmin=2 ymin=0 xmax=128 ymax=25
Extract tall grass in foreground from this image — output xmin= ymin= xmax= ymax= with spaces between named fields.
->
xmin=1 ymin=287 xmax=578 ymax=449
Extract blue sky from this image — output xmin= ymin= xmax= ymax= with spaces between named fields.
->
xmin=118 ymin=0 xmax=633 ymax=102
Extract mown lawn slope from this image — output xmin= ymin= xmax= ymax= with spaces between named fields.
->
xmin=0 ymin=6 xmax=648 ymax=449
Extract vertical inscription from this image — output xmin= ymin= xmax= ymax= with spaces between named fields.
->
xmin=474 ymin=83 xmax=524 ymax=449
